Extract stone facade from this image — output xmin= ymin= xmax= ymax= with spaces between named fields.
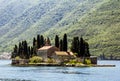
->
xmin=52 ymin=51 xmax=75 ymax=63
xmin=37 ymin=46 xmax=60 ymax=61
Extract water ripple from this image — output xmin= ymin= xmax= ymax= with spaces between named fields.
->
xmin=0 ymin=78 xmax=33 ymax=81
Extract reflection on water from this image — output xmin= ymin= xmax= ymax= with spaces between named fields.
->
xmin=0 ymin=60 xmax=120 ymax=81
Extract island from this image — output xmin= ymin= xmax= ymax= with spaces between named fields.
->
xmin=11 ymin=34 xmax=99 ymax=67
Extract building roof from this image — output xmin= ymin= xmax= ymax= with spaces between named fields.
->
xmin=38 ymin=46 xmax=53 ymax=50
xmin=54 ymin=51 xmax=74 ymax=56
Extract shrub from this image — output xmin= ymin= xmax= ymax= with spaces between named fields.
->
xmin=29 ymin=56 xmax=43 ymax=63
xmin=47 ymin=58 xmax=56 ymax=63
xmin=67 ymin=59 xmax=78 ymax=65
xmin=15 ymin=56 xmax=21 ymax=60
xmin=85 ymin=59 xmax=91 ymax=65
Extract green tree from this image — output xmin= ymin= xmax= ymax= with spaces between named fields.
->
xmin=33 ymin=37 xmax=36 ymax=47
xmin=40 ymin=35 xmax=44 ymax=47
xmin=55 ymin=35 xmax=59 ymax=48
xmin=11 ymin=45 xmax=18 ymax=58
xmin=45 ymin=37 xmax=51 ymax=46
xmin=28 ymin=46 xmax=31 ymax=58
xmin=32 ymin=37 xmax=37 ymax=56
xmin=71 ymin=37 xmax=80 ymax=56
xmin=63 ymin=33 xmax=68 ymax=51
xmin=71 ymin=36 xmax=91 ymax=57
xmin=60 ymin=39 xmax=63 ymax=51
xmin=79 ymin=37 xmax=85 ymax=57
xmin=37 ymin=34 xmax=40 ymax=49
xmin=30 ymin=46 xmax=33 ymax=57
xmin=18 ymin=42 xmax=22 ymax=57
xmin=84 ymin=41 xmax=91 ymax=57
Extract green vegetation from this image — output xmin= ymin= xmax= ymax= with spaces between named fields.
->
xmin=0 ymin=0 xmax=119 ymax=57
xmin=71 ymin=37 xmax=90 ymax=57
xmin=85 ymin=59 xmax=91 ymax=65
xmin=68 ymin=59 xmax=78 ymax=65
xmin=12 ymin=33 xmax=90 ymax=60
xmin=29 ymin=56 xmax=42 ymax=63
xmin=15 ymin=56 xmax=21 ymax=60
xmin=47 ymin=58 xmax=56 ymax=63
xmin=55 ymin=35 xmax=59 ymax=48
xmin=66 ymin=59 xmax=84 ymax=66
xmin=63 ymin=34 xmax=68 ymax=51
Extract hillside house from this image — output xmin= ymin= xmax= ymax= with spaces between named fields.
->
xmin=37 ymin=46 xmax=60 ymax=61
xmin=52 ymin=51 xmax=75 ymax=63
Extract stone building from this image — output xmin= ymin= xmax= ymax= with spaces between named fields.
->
xmin=37 ymin=46 xmax=60 ymax=61
xmin=52 ymin=51 xmax=75 ymax=63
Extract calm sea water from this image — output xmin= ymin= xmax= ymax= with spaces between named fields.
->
xmin=0 ymin=60 xmax=119 ymax=81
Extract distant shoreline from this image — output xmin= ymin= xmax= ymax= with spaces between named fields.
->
xmin=0 ymin=52 xmax=11 ymax=60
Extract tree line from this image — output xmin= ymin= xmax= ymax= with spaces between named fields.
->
xmin=12 ymin=34 xmax=68 ymax=59
xmin=12 ymin=33 xmax=90 ymax=59
xmin=71 ymin=37 xmax=90 ymax=57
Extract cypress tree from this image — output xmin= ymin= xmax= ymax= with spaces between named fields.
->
xmin=19 ymin=42 xmax=24 ymax=58
xmin=63 ymin=33 xmax=68 ymax=51
xmin=45 ymin=37 xmax=51 ymax=46
xmin=33 ymin=37 xmax=36 ymax=47
xmin=84 ymin=41 xmax=90 ymax=57
xmin=23 ymin=40 xmax=29 ymax=59
xmin=59 ymin=39 xmax=63 ymax=51
xmin=40 ymin=35 xmax=44 ymax=47
xmin=79 ymin=37 xmax=85 ymax=57
xmin=21 ymin=41 xmax=23 ymax=54
xmin=71 ymin=37 xmax=80 ymax=56
xmin=28 ymin=46 xmax=31 ymax=58
xmin=71 ymin=37 xmax=76 ymax=53
xmin=12 ymin=45 xmax=18 ymax=58
xmin=30 ymin=47 xmax=33 ymax=57
xmin=55 ymin=35 xmax=59 ymax=48
xmin=37 ymin=35 xmax=40 ymax=49
xmin=33 ymin=46 xmax=37 ymax=56
xmin=32 ymin=37 xmax=37 ymax=56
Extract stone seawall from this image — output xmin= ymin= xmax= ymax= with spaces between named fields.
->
xmin=12 ymin=59 xmax=29 ymax=65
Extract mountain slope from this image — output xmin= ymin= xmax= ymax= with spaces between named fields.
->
xmin=68 ymin=0 xmax=120 ymax=56
xmin=0 ymin=0 xmax=119 ymax=57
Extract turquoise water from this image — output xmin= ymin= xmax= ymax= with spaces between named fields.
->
xmin=0 ymin=60 xmax=119 ymax=81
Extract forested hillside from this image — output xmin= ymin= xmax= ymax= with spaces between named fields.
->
xmin=0 ymin=0 xmax=119 ymax=57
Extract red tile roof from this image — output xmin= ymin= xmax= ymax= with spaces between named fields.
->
xmin=38 ymin=46 xmax=53 ymax=50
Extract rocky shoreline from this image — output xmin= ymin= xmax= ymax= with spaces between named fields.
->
xmin=11 ymin=60 xmax=115 ymax=67
xmin=12 ymin=63 xmax=115 ymax=67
